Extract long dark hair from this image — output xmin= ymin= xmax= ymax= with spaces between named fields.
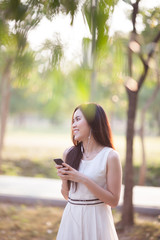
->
xmin=66 ymin=102 xmax=115 ymax=190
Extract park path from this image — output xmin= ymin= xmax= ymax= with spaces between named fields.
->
xmin=0 ymin=175 xmax=159 ymax=215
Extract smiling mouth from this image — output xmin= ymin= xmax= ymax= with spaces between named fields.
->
xmin=73 ymin=129 xmax=79 ymax=134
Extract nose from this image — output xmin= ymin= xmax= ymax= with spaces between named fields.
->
xmin=72 ymin=121 xmax=77 ymax=128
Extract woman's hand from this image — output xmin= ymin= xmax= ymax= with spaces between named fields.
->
xmin=55 ymin=164 xmax=69 ymax=200
xmin=55 ymin=164 xmax=64 ymax=170
xmin=55 ymin=164 xmax=68 ymax=181
xmin=57 ymin=163 xmax=86 ymax=183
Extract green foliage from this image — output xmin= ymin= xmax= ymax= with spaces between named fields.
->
xmin=13 ymin=51 xmax=35 ymax=84
xmin=0 ymin=0 xmax=79 ymax=127
xmin=82 ymin=0 xmax=115 ymax=56
xmin=132 ymin=165 xmax=160 ymax=187
xmin=0 ymin=19 xmax=9 ymax=45
xmin=2 ymin=158 xmax=58 ymax=179
xmin=0 ymin=0 xmax=159 ymax=138
xmin=141 ymin=7 xmax=160 ymax=44
xmin=32 ymin=0 xmax=79 ymax=24
xmin=0 ymin=0 xmax=28 ymax=21
xmin=40 ymin=38 xmax=63 ymax=70
xmin=39 ymin=69 xmax=67 ymax=119
xmin=9 ymin=68 xmax=65 ymax=119
xmin=0 ymin=0 xmax=37 ymax=90
xmin=69 ymin=67 xmax=90 ymax=102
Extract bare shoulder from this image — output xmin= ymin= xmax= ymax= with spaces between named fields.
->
xmin=63 ymin=146 xmax=74 ymax=162
xmin=106 ymin=149 xmax=122 ymax=177
xmin=108 ymin=149 xmax=121 ymax=167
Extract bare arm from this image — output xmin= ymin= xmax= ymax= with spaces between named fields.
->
xmin=59 ymin=150 xmax=122 ymax=207
xmin=56 ymin=148 xmax=71 ymax=200
xmin=83 ymin=151 xmax=122 ymax=207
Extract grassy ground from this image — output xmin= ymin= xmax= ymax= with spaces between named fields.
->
xmin=0 ymin=203 xmax=160 ymax=240
xmin=2 ymin=128 xmax=160 ymax=164
xmin=1 ymin=128 xmax=160 ymax=186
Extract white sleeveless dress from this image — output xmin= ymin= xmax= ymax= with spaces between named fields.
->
xmin=56 ymin=147 xmax=119 ymax=240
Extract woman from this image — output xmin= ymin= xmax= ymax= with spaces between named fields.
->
xmin=56 ymin=103 xmax=122 ymax=240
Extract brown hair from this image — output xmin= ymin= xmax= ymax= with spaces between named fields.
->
xmin=66 ymin=102 xmax=114 ymax=190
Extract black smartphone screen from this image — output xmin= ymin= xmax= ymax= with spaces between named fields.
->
xmin=53 ymin=158 xmax=64 ymax=166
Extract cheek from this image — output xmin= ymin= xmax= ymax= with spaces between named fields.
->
xmin=78 ymin=120 xmax=90 ymax=135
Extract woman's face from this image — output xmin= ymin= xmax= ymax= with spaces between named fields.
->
xmin=72 ymin=108 xmax=90 ymax=142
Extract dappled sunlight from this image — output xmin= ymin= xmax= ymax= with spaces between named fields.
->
xmin=3 ymin=131 xmax=160 ymax=165
xmin=3 ymin=131 xmax=72 ymax=161
xmin=129 ymin=41 xmax=141 ymax=53
xmin=125 ymin=77 xmax=138 ymax=92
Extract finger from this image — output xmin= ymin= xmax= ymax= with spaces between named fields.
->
xmin=57 ymin=169 xmax=62 ymax=174
xmin=58 ymin=173 xmax=69 ymax=180
xmin=62 ymin=163 xmax=72 ymax=169
xmin=63 ymin=167 xmax=69 ymax=171
xmin=58 ymin=168 xmax=67 ymax=173
xmin=62 ymin=170 xmax=69 ymax=175
xmin=58 ymin=172 xmax=65 ymax=178
xmin=58 ymin=169 xmax=68 ymax=175
xmin=55 ymin=164 xmax=63 ymax=169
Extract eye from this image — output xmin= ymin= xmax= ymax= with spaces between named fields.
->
xmin=76 ymin=117 xmax=81 ymax=121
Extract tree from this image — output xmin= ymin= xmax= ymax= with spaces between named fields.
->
xmin=0 ymin=0 xmax=80 ymax=170
xmin=121 ymin=0 xmax=160 ymax=226
xmin=0 ymin=0 xmax=36 ymax=168
xmin=82 ymin=0 xmax=115 ymax=100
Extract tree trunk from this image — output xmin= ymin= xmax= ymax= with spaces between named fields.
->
xmin=138 ymin=111 xmax=146 ymax=185
xmin=0 ymin=58 xmax=12 ymax=171
xmin=156 ymin=111 xmax=160 ymax=136
xmin=122 ymin=90 xmax=138 ymax=226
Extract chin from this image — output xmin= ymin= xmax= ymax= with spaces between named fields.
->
xmin=74 ymin=135 xmax=81 ymax=142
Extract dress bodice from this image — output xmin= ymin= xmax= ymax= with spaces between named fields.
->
xmin=69 ymin=147 xmax=114 ymax=200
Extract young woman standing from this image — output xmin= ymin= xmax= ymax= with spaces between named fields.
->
xmin=56 ymin=103 xmax=122 ymax=240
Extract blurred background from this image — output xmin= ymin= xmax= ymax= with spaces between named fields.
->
xmin=0 ymin=0 xmax=160 ymax=239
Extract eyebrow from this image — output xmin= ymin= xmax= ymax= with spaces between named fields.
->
xmin=73 ymin=115 xmax=81 ymax=121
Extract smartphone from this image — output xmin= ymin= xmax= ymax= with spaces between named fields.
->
xmin=53 ymin=158 xmax=64 ymax=166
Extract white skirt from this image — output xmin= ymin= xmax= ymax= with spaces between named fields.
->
xmin=56 ymin=202 xmax=119 ymax=240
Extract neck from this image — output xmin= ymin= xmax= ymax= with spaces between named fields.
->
xmin=82 ymin=136 xmax=102 ymax=157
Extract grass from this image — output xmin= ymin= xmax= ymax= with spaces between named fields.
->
xmin=117 ymin=214 xmax=160 ymax=240
xmin=2 ymin=129 xmax=72 ymax=160
xmin=1 ymin=158 xmax=58 ymax=178
xmin=0 ymin=203 xmax=160 ymax=240
xmin=1 ymin=128 xmax=160 ymax=185
xmin=3 ymin=127 xmax=160 ymax=164
xmin=114 ymin=135 xmax=160 ymax=165
xmin=0 ymin=203 xmax=63 ymax=240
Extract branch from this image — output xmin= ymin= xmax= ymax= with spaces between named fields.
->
xmin=143 ymin=52 xmax=160 ymax=111
xmin=139 ymin=53 xmax=147 ymax=69
xmin=128 ymin=0 xmax=140 ymax=77
xmin=131 ymin=0 xmax=141 ymax=34
xmin=138 ymin=31 xmax=160 ymax=90
xmin=147 ymin=31 xmax=160 ymax=60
